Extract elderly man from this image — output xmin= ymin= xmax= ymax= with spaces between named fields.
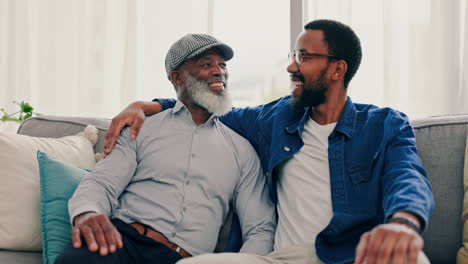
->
xmin=104 ymin=20 xmax=434 ymax=264
xmin=55 ymin=34 xmax=276 ymax=264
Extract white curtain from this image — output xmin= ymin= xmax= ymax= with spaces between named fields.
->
xmin=1 ymin=0 xmax=467 ymax=119
xmin=0 ymin=0 xmax=137 ymax=118
xmin=307 ymin=0 xmax=468 ymax=118
xmin=0 ymin=0 xmax=216 ymax=118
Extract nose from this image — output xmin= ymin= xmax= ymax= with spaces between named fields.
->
xmin=287 ymin=60 xmax=299 ymax=74
xmin=211 ymin=64 xmax=225 ymax=77
xmin=211 ymin=65 xmax=228 ymax=79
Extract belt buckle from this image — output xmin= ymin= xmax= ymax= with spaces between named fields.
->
xmin=175 ymin=246 xmax=181 ymax=253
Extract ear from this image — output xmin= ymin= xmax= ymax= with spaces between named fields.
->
xmin=330 ymin=60 xmax=347 ymax=82
xmin=169 ymin=70 xmax=184 ymax=85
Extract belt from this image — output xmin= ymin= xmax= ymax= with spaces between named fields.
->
xmin=130 ymin=222 xmax=191 ymax=258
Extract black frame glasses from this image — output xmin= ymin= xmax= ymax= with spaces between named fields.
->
xmin=288 ymin=51 xmax=336 ymax=65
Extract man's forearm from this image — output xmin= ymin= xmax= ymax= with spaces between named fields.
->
xmin=133 ymin=101 xmax=161 ymax=115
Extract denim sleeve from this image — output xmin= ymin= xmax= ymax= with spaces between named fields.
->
xmin=381 ymin=114 xmax=435 ymax=231
xmin=154 ymin=97 xmax=265 ymax=143
xmin=219 ymin=105 xmax=265 ymax=143
xmin=153 ymin=98 xmax=176 ymax=110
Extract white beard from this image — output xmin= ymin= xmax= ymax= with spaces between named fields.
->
xmin=182 ymin=72 xmax=232 ymax=116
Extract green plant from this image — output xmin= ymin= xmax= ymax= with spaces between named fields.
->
xmin=1 ymin=101 xmax=40 ymax=122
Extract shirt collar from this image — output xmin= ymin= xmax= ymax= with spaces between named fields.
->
xmin=172 ymin=100 xmax=218 ymax=125
xmin=172 ymin=100 xmax=185 ymax=114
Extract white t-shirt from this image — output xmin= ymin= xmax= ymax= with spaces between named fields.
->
xmin=274 ymin=117 xmax=337 ymax=250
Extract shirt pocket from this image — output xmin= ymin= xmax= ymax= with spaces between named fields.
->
xmin=349 ymin=152 xmax=380 ymax=184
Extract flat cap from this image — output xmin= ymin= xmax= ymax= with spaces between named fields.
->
xmin=165 ymin=34 xmax=234 ymax=78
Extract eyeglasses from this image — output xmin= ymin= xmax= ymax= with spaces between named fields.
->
xmin=288 ymin=51 xmax=336 ymax=65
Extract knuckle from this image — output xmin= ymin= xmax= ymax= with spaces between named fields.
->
xmin=409 ymin=241 xmax=421 ymax=251
xmin=361 ymin=232 xmax=370 ymax=239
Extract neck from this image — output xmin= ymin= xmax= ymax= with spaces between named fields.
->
xmin=181 ymin=98 xmax=212 ymax=126
xmin=310 ymin=84 xmax=347 ymax=125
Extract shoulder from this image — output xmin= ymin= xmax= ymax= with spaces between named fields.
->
xmin=353 ymin=103 xmax=412 ymax=139
xmin=137 ymin=109 xmax=174 ymax=134
xmin=355 ymin=103 xmax=410 ymax=125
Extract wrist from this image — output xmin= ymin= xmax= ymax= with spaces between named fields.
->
xmin=73 ymin=211 xmax=97 ymax=226
xmin=140 ymin=101 xmax=161 ymax=116
xmin=387 ymin=216 xmax=421 ymax=234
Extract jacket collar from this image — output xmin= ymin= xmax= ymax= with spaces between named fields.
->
xmin=334 ymin=97 xmax=356 ymax=138
xmin=285 ymin=96 xmax=356 ymax=139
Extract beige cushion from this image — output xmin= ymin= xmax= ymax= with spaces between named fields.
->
xmin=0 ymin=125 xmax=98 ymax=251
xmin=458 ymin=130 xmax=468 ymax=264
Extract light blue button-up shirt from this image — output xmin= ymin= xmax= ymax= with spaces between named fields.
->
xmin=69 ymin=100 xmax=276 ymax=256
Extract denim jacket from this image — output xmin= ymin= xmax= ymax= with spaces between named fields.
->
xmin=158 ymin=96 xmax=434 ymax=264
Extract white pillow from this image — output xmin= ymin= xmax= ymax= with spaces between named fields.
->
xmin=0 ymin=125 xmax=98 ymax=251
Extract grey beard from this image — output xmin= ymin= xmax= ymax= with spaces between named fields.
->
xmin=181 ymin=72 xmax=232 ymax=116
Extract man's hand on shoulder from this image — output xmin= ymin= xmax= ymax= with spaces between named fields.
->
xmin=103 ymin=101 xmax=161 ymax=157
xmin=72 ymin=212 xmax=123 ymax=256
xmin=355 ymin=213 xmax=423 ymax=264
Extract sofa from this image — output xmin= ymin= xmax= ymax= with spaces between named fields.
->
xmin=0 ymin=114 xmax=467 ymax=264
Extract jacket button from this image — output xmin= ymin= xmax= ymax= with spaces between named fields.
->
xmin=283 ymin=146 xmax=290 ymax=152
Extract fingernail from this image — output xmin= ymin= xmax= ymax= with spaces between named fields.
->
xmin=73 ymin=242 xmax=80 ymax=248
xmin=101 ymin=247 xmax=108 ymax=255
xmin=110 ymin=245 xmax=116 ymax=252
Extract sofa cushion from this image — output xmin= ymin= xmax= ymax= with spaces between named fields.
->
xmin=457 ymin=130 xmax=468 ymax=263
xmin=0 ymin=125 xmax=98 ymax=251
xmin=0 ymin=250 xmax=41 ymax=264
xmin=412 ymin=115 xmax=468 ymax=264
xmin=38 ymin=151 xmax=89 ymax=264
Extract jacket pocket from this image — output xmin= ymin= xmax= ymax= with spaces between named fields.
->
xmin=349 ymin=152 xmax=380 ymax=184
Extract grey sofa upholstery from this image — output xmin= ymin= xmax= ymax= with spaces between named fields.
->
xmin=1 ymin=114 xmax=467 ymax=264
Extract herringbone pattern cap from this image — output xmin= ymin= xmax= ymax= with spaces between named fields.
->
xmin=165 ymin=34 xmax=234 ymax=77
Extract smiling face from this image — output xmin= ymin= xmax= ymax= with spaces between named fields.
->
xmin=288 ymin=29 xmax=335 ymax=109
xmin=171 ymin=48 xmax=232 ymax=115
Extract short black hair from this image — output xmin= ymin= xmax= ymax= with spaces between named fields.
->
xmin=304 ymin=19 xmax=362 ymax=89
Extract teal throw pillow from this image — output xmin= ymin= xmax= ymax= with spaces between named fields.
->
xmin=37 ymin=151 xmax=89 ymax=264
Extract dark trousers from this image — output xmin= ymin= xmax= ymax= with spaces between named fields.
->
xmin=55 ymin=218 xmax=184 ymax=264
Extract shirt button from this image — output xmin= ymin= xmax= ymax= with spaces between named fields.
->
xmin=191 ymin=153 xmax=195 ymax=158
xmin=171 ymin=232 xmax=176 ymax=237
xmin=283 ymin=146 xmax=291 ymax=152
xmin=183 ymin=207 xmax=186 ymax=212
xmin=185 ymin=180 xmax=190 ymax=185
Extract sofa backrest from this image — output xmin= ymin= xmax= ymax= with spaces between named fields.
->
xmin=412 ymin=114 xmax=468 ymax=264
